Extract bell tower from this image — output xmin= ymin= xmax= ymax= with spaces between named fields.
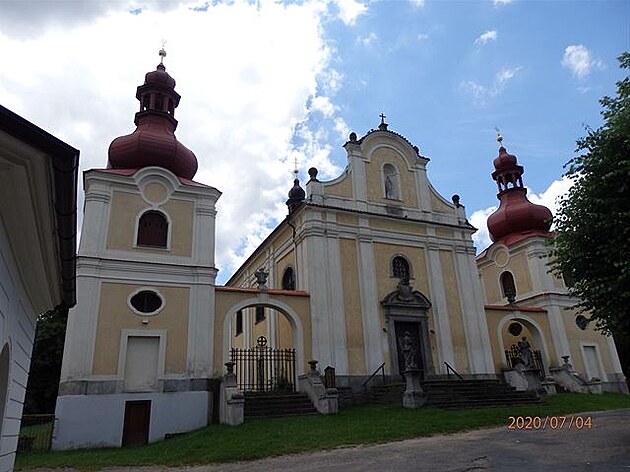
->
xmin=54 ymin=49 xmax=221 ymax=450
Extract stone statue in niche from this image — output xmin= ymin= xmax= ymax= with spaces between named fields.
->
xmin=518 ymin=336 xmax=534 ymax=369
xmin=254 ymin=267 xmax=269 ymax=290
xmin=385 ymin=175 xmax=394 ymax=199
xmin=400 ymin=331 xmax=418 ymax=371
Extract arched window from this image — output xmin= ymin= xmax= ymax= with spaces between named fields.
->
xmin=282 ymin=267 xmax=296 ymax=290
xmin=383 ymin=164 xmax=400 ymax=200
xmin=500 ymin=271 xmax=517 ymax=303
xmin=392 ymin=255 xmax=411 ymax=280
xmin=137 ymin=210 xmax=168 ymax=248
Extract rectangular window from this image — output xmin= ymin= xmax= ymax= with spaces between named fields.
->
xmin=236 ymin=310 xmax=243 ymax=336
xmin=255 ymin=306 xmax=265 ymax=324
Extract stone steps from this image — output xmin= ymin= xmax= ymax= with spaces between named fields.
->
xmin=244 ymin=392 xmax=317 ymax=419
xmin=341 ymin=378 xmax=541 ymax=409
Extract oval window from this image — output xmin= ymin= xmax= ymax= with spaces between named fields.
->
xmin=575 ymin=315 xmax=589 ymax=330
xmin=508 ymin=322 xmax=523 ymax=337
xmin=130 ymin=290 xmax=163 ymax=314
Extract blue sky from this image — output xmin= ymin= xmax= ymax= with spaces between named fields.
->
xmin=0 ymin=0 xmax=628 ymax=284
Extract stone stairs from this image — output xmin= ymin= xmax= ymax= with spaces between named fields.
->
xmin=342 ymin=378 xmax=541 ymax=409
xmin=244 ymin=392 xmax=318 ymax=419
xmin=422 ymin=378 xmax=540 ymax=408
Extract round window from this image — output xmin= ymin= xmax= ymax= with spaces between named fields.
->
xmin=575 ymin=315 xmax=589 ymax=330
xmin=508 ymin=322 xmax=523 ymax=337
xmin=130 ymin=290 xmax=163 ymax=314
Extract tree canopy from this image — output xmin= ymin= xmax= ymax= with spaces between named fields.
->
xmin=551 ymin=52 xmax=630 ymax=338
xmin=24 ymin=304 xmax=68 ymax=414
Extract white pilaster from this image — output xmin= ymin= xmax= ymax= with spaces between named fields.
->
xmin=60 ymin=271 xmax=101 ymax=380
xmin=79 ymin=180 xmax=111 ymax=255
xmin=426 ymin=244 xmax=455 ymax=370
xmin=456 ymin=246 xmax=494 ymax=373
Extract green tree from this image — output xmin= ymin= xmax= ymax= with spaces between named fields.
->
xmin=24 ymin=304 xmax=68 ymax=414
xmin=552 ymin=52 xmax=630 ymax=342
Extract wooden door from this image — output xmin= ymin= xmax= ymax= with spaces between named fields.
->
xmin=122 ymin=400 xmax=151 ymax=446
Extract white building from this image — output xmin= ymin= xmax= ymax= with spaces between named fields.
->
xmin=0 ymin=104 xmax=78 ymax=471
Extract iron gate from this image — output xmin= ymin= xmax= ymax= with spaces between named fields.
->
xmin=230 ymin=337 xmax=296 ymax=392
xmin=505 ymin=345 xmax=546 ymax=379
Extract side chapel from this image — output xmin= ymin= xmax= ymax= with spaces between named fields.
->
xmin=54 ymin=53 xmax=627 ymax=450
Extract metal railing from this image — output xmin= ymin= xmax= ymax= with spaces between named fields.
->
xmin=230 ymin=347 xmax=296 ymax=392
xmin=444 ymin=361 xmax=464 ymax=380
xmin=361 ymin=362 xmax=386 ymax=392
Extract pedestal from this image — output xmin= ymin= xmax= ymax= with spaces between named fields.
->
xmin=402 ymin=368 xmax=427 ymax=409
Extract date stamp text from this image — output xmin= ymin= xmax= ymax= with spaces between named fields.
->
xmin=507 ymin=415 xmax=592 ymax=430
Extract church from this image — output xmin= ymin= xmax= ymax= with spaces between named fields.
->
xmin=53 ymin=52 xmax=627 ymax=449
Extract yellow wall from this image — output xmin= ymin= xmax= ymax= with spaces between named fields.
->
xmin=340 ymin=238 xmax=366 ymax=375
xmin=509 ymin=251 xmax=533 ymax=294
xmin=366 ymin=148 xmax=418 ymax=208
xmin=479 ymin=247 xmax=533 ymax=304
xmin=326 ymin=173 xmax=353 ymax=198
xmin=563 ymin=308 xmax=614 ymax=376
xmin=92 ymin=282 xmax=189 ymax=375
xmin=430 ymin=190 xmax=452 ymax=213
xmin=337 ymin=213 xmax=358 ymax=227
xmin=106 ymin=190 xmax=194 ymax=257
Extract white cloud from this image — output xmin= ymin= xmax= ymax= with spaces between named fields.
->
xmin=0 ymin=1 xmax=349 ymax=284
xmin=496 ymin=66 xmax=522 ymax=84
xmin=561 ymin=44 xmax=602 ymax=78
xmin=470 ymin=205 xmax=497 ymax=251
xmin=474 ymin=30 xmax=497 ymax=46
xmin=461 ymin=66 xmax=522 ymax=103
xmin=410 ymin=0 xmax=425 ymax=7
xmin=333 ymin=0 xmax=368 ymax=26
xmin=470 ymin=176 xmax=575 ymax=252
xmin=526 ymin=176 xmax=575 ymax=221
xmin=493 ymin=0 xmax=514 ymax=5
xmin=358 ymin=32 xmax=378 ymax=47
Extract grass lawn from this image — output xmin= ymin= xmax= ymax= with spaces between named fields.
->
xmin=15 ymin=392 xmax=630 ymax=471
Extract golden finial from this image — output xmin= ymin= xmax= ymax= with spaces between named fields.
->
xmin=494 ymin=127 xmax=503 ymax=148
xmin=159 ymin=40 xmax=167 ymax=64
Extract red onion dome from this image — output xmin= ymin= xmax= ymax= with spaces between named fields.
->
xmin=107 ymin=51 xmax=198 ymax=180
xmin=108 ymin=115 xmax=198 ymax=180
xmin=144 ymin=63 xmax=176 ymax=89
xmin=493 ymin=146 xmax=517 ymax=172
xmin=487 ymin=188 xmax=553 ymax=242
xmin=486 ymin=135 xmax=552 ymax=243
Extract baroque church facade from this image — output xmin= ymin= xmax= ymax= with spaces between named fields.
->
xmin=54 ymin=55 xmax=626 ymax=449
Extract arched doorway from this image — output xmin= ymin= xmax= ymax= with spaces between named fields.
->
xmin=498 ymin=316 xmax=549 ymax=375
xmin=221 ymin=297 xmax=306 ymax=393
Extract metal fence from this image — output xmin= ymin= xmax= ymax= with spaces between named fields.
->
xmin=230 ymin=346 xmax=296 ymax=393
xmin=17 ymin=414 xmax=55 ymax=453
